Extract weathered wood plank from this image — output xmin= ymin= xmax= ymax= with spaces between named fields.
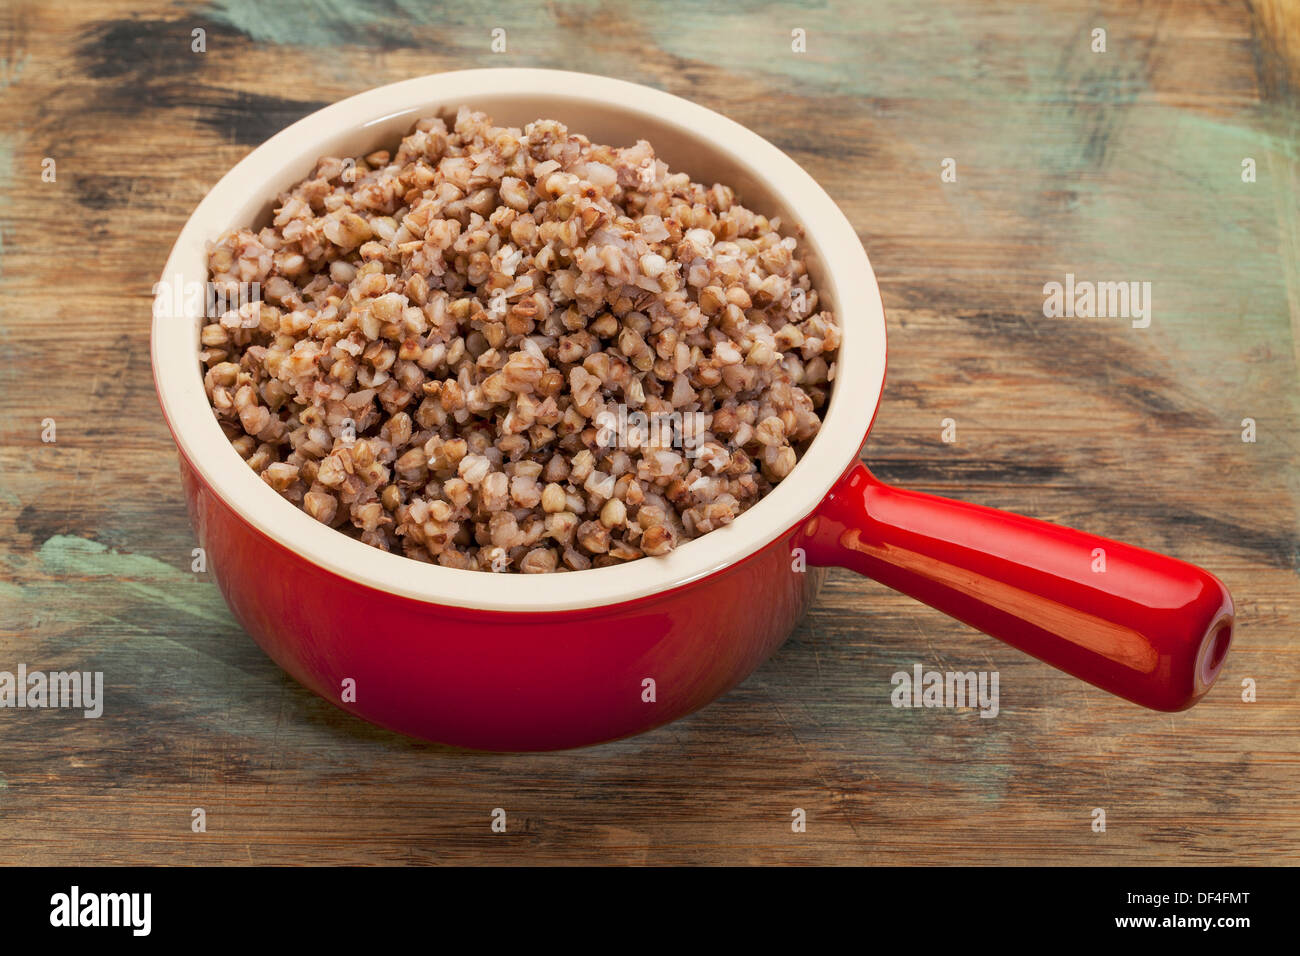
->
xmin=0 ymin=0 xmax=1296 ymax=865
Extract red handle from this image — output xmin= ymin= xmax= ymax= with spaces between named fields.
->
xmin=800 ymin=463 xmax=1234 ymax=711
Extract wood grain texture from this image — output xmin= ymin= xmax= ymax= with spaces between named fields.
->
xmin=0 ymin=0 xmax=1297 ymax=865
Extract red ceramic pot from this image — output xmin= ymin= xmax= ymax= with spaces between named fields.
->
xmin=153 ymin=70 xmax=1234 ymax=751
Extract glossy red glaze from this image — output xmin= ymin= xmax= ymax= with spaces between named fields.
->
xmin=180 ymin=452 xmax=827 ymax=751
xmin=799 ymin=464 xmax=1235 ymax=711
xmin=182 ymin=443 xmax=1233 ymax=749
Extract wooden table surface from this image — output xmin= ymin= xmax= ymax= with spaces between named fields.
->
xmin=1 ymin=0 xmax=1297 ymax=865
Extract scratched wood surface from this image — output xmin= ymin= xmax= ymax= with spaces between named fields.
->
xmin=0 ymin=0 xmax=1297 ymax=865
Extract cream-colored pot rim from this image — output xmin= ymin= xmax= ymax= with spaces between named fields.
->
xmin=152 ymin=68 xmax=886 ymax=612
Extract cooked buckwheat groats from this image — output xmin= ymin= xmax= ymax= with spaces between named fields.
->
xmin=201 ymin=107 xmax=839 ymax=573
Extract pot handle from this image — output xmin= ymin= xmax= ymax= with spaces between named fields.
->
xmin=799 ymin=463 xmax=1234 ymax=710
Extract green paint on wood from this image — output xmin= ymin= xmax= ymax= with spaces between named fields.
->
xmin=924 ymin=54 xmax=1300 ymax=433
xmin=0 ymin=52 xmax=26 ymax=89
xmin=208 ymin=0 xmax=387 ymax=48
xmin=206 ymin=0 xmax=598 ymax=49
xmin=36 ymin=535 xmax=233 ymax=629
xmin=13 ymin=539 xmax=354 ymax=749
